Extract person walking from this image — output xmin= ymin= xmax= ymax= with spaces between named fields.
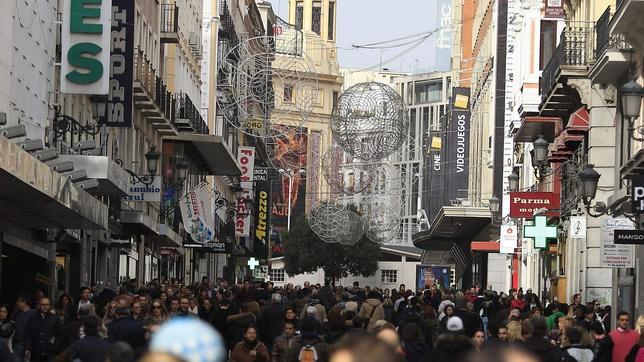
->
xmin=68 ymin=316 xmax=110 ymax=362
xmin=401 ymin=322 xmax=429 ymax=362
xmin=259 ymin=293 xmax=286 ymax=352
xmin=609 ymin=312 xmax=640 ymax=362
xmin=11 ymin=294 xmax=34 ymax=362
xmin=358 ymin=291 xmax=385 ymax=332
xmin=272 ymin=321 xmax=299 ymax=362
xmin=24 ymin=298 xmax=62 ymax=362
xmin=230 ymin=325 xmax=270 ymax=362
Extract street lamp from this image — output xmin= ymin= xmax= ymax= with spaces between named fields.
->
xmin=488 ymin=196 xmax=501 ymax=225
xmin=620 ymin=79 xmax=644 ymax=141
xmin=279 ymin=167 xmax=306 ymax=231
xmin=115 ymin=146 xmax=161 ymax=186
xmin=533 ymin=135 xmax=549 ymax=167
xmin=508 ymin=169 xmax=520 ymax=192
xmin=145 ymin=147 xmax=161 ymax=176
xmin=577 ymin=164 xmax=609 ymax=217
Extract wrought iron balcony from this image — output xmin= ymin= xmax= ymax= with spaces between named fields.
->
xmin=589 ymin=7 xmax=631 ymax=84
xmin=539 ymin=22 xmax=595 ymax=115
xmin=176 ymin=93 xmax=209 ymax=134
xmin=133 ymin=49 xmax=177 ymax=135
xmin=160 ymin=3 xmax=179 ymax=43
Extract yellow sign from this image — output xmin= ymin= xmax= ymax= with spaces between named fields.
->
xmin=431 ymin=137 xmax=442 ymax=150
xmin=454 ymin=94 xmax=469 ymax=109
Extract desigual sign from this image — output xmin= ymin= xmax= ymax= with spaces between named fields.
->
xmin=60 ymin=0 xmax=112 ymax=94
xmin=509 ymin=192 xmax=560 ymax=218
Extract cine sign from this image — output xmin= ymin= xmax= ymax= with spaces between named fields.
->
xmin=631 ymin=175 xmax=644 ymax=214
xmin=61 ymin=0 xmax=111 ymax=94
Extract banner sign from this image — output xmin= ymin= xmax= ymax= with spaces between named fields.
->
xmin=544 ymin=0 xmax=565 ymax=18
xmin=253 ymin=168 xmax=269 ymax=181
xmin=180 ymin=182 xmax=215 ymax=244
xmin=509 ymin=192 xmax=560 ymax=218
xmin=183 ymin=241 xmax=230 ymax=253
xmin=426 ymin=132 xmax=444 ymax=223
xmin=601 ymin=218 xmax=635 ymax=268
xmin=614 ymin=229 xmax=644 ymax=245
xmin=254 ymin=179 xmax=271 ymax=246
xmin=445 ymin=88 xmax=470 ymax=203
xmin=569 ymin=216 xmax=587 ymax=239
xmin=416 ymin=265 xmax=451 ymax=291
xmin=124 ymin=178 xmax=162 ymax=202
xmin=434 ymin=0 xmax=453 ymax=71
xmin=109 ymin=234 xmax=131 ymax=247
xmin=103 ymin=0 xmax=134 ymax=127
xmin=60 ymin=0 xmax=112 ymax=94
xmin=271 ymin=127 xmax=308 ymax=229
xmin=235 ymin=147 xmax=255 ymax=238
xmin=631 ymin=175 xmax=644 ymax=213
xmin=500 ymin=224 xmax=518 ymax=254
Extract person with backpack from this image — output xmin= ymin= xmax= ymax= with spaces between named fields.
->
xmin=230 ymin=325 xmax=270 ymax=362
xmin=358 ymin=291 xmax=384 ymax=332
xmin=398 ymin=297 xmax=433 ymax=350
xmin=288 ymin=317 xmax=330 ymax=362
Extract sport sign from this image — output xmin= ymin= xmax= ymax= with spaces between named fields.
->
xmin=61 ymin=0 xmax=112 ymax=94
xmin=509 ymin=192 xmax=560 ymax=218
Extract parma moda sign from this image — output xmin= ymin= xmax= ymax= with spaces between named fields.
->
xmin=61 ymin=0 xmax=112 ymax=94
xmin=509 ymin=192 xmax=560 ymax=218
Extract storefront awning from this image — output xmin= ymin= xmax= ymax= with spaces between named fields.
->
xmin=566 ymin=107 xmax=590 ymax=133
xmin=0 ymin=136 xmax=108 ymax=230
xmin=513 ymin=116 xmax=563 ymax=143
xmin=471 ymin=241 xmax=501 ymax=252
xmin=412 ymin=206 xmax=492 ymax=250
xmin=120 ymin=210 xmax=159 ymax=235
xmin=164 ymin=133 xmax=241 ymax=176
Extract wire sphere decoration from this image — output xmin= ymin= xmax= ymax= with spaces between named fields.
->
xmin=331 ymin=82 xmax=409 ymax=161
xmin=307 ymin=201 xmax=350 ymax=244
xmin=216 ymin=36 xmax=318 ymax=139
xmin=337 ymin=210 xmax=365 ymax=245
xmin=321 ymin=144 xmax=376 ymax=195
xmin=360 ymin=170 xmax=404 ymax=244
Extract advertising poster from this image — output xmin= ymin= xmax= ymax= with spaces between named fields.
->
xmin=254 ymin=178 xmax=271 ymax=246
xmin=270 ymin=127 xmax=308 ymax=229
xmin=416 ymin=265 xmax=451 ymax=291
xmin=601 ymin=218 xmax=635 ymax=268
xmin=500 ymin=224 xmax=518 ymax=254
xmin=444 ymin=88 xmax=471 ymax=203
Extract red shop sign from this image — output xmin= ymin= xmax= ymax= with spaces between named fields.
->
xmin=509 ymin=192 xmax=560 ymax=218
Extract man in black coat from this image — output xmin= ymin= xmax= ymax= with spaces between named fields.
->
xmin=260 ymin=293 xmax=287 ymax=352
xmin=24 ymin=298 xmax=62 ymax=362
xmin=453 ymin=294 xmax=483 ymax=337
xmin=107 ymin=307 xmax=146 ymax=350
xmin=69 ymin=316 xmax=110 ymax=362
xmin=521 ymin=316 xmax=563 ymax=362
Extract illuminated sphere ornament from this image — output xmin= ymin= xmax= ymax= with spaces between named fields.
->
xmin=321 ymin=144 xmax=376 ymax=195
xmin=306 ymin=201 xmax=350 ymax=243
xmin=337 ymin=210 xmax=365 ymax=245
xmin=331 ymin=82 xmax=409 ymax=161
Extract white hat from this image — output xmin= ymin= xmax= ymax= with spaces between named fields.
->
xmin=446 ymin=316 xmax=464 ymax=332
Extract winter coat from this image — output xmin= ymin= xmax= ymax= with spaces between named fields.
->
xmin=521 ymin=336 xmax=564 ymax=362
xmin=24 ymin=312 xmax=62 ymax=360
xmin=230 ymin=341 xmax=270 ymax=362
xmin=260 ymin=303 xmax=287 ymax=349
xmin=69 ymin=335 xmax=111 ymax=362
xmin=300 ymin=300 xmax=327 ymax=324
xmin=272 ymin=334 xmax=300 ymax=362
xmin=358 ymin=299 xmax=385 ymax=332
xmin=591 ymin=335 xmax=613 ymax=362
xmin=107 ymin=317 xmax=146 ymax=349
xmin=510 ymin=298 xmax=527 ymax=312
xmin=227 ymin=313 xmax=257 ymax=351
xmin=404 ymin=339 xmax=429 ymax=362
xmin=563 ymin=345 xmax=594 ymax=362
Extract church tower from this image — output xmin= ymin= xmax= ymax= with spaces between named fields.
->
xmin=288 ymin=0 xmax=337 ymax=43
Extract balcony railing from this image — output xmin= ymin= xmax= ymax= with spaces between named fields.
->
xmin=161 ymin=4 xmax=179 ymax=34
xmin=134 ymin=49 xmax=177 ymax=127
xmin=540 ymin=22 xmax=595 ymax=101
xmin=176 ymin=93 xmax=209 ymax=134
xmin=595 ymin=7 xmax=630 ymax=59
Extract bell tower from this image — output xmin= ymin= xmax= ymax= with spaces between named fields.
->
xmin=288 ymin=0 xmax=337 ymax=43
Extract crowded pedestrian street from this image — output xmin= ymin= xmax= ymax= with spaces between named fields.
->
xmin=2 ymin=0 xmax=644 ymax=360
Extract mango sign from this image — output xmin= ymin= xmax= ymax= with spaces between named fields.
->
xmin=61 ymin=0 xmax=111 ymax=94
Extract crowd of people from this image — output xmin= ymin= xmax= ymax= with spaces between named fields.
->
xmin=0 ymin=277 xmax=643 ymax=362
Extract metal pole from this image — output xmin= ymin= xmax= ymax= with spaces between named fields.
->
xmin=287 ymin=173 xmax=292 ymax=231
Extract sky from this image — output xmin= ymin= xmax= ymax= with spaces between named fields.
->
xmin=266 ymin=0 xmax=447 ymax=73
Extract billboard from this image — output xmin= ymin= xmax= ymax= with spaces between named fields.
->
xmin=235 ymin=147 xmax=255 ymax=238
xmin=444 ymin=88 xmax=471 ymax=203
xmin=416 ymin=265 xmax=451 ymax=291
xmin=254 ymin=178 xmax=271 ymax=246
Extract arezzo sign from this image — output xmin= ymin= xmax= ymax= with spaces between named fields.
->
xmin=509 ymin=192 xmax=560 ymax=218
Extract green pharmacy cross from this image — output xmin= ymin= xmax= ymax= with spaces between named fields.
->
xmin=248 ymin=257 xmax=259 ymax=270
xmin=524 ymin=215 xmax=558 ymax=249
